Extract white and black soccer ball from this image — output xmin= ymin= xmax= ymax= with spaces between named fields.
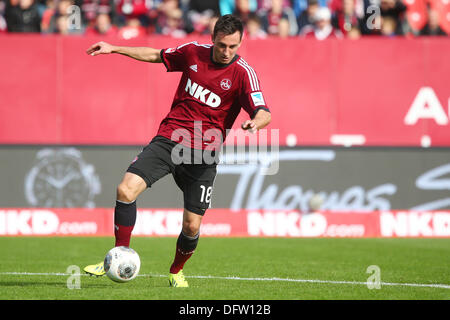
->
xmin=104 ymin=246 xmax=141 ymax=283
xmin=308 ymin=194 xmax=324 ymax=212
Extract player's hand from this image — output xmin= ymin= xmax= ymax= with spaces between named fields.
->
xmin=86 ymin=41 xmax=115 ymax=56
xmin=241 ymin=120 xmax=257 ymax=133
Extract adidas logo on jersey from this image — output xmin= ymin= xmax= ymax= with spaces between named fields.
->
xmin=185 ymin=78 xmax=221 ymax=108
xmin=189 ymin=64 xmax=198 ymax=72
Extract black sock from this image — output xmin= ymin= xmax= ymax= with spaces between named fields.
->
xmin=114 ymin=200 xmax=137 ymax=247
xmin=170 ymin=231 xmax=199 ymax=273
xmin=177 ymin=231 xmax=199 ymax=254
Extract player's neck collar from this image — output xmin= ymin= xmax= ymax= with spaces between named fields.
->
xmin=210 ymin=47 xmax=240 ymax=68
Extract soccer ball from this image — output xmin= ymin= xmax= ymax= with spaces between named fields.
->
xmin=104 ymin=246 xmax=141 ymax=283
xmin=308 ymin=194 xmax=324 ymax=211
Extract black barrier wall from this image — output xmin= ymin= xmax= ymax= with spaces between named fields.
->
xmin=1 ymin=146 xmax=449 ymax=211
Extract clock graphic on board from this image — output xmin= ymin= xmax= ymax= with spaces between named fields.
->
xmin=25 ymin=148 xmax=101 ymax=208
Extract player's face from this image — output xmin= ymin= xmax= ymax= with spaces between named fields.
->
xmin=212 ymin=31 xmax=242 ymax=64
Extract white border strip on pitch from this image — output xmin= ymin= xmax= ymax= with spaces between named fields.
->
xmin=1 ymin=272 xmax=449 ymax=290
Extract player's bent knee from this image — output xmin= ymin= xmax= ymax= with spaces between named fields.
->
xmin=182 ymin=211 xmax=202 ymax=237
xmin=116 ymin=183 xmax=139 ymax=203
xmin=116 ymin=173 xmax=147 ymax=203
xmin=182 ymin=223 xmax=200 ymax=238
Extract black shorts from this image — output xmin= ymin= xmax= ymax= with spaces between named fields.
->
xmin=127 ymin=136 xmax=217 ymax=216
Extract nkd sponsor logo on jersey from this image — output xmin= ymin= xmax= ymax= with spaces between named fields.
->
xmin=185 ymin=78 xmax=221 ymax=108
xmin=185 ymin=79 xmax=222 ymax=108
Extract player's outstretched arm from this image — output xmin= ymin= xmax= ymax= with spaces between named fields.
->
xmin=241 ymin=109 xmax=271 ymax=133
xmin=86 ymin=41 xmax=162 ymax=63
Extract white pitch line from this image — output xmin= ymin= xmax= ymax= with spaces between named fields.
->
xmin=1 ymin=272 xmax=449 ymax=290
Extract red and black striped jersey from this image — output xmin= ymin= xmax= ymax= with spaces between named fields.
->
xmin=157 ymin=41 xmax=270 ymax=149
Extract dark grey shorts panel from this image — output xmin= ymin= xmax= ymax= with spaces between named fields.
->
xmin=127 ymin=136 xmax=174 ymax=187
xmin=126 ymin=136 xmax=217 ymax=215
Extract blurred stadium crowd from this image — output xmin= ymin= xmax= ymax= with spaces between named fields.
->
xmin=0 ymin=0 xmax=448 ymax=39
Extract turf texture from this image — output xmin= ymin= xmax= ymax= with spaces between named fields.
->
xmin=0 ymin=237 xmax=449 ymax=300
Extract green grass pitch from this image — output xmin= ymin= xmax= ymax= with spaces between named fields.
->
xmin=0 ymin=237 xmax=449 ymax=300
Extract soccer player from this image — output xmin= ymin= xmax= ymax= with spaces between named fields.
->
xmin=83 ymin=14 xmax=271 ymax=287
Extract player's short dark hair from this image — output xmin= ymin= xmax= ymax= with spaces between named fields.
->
xmin=213 ymin=14 xmax=244 ymax=40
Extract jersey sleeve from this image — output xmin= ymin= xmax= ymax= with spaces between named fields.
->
xmin=238 ymin=60 xmax=270 ymax=119
xmin=160 ymin=42 xmax=195 ymax=72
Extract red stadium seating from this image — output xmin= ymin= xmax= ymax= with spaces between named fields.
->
xmin=404 ymin=0 xmax=428 ymax=32
xmin=430 ymin=0 xmax=450 ymax=34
